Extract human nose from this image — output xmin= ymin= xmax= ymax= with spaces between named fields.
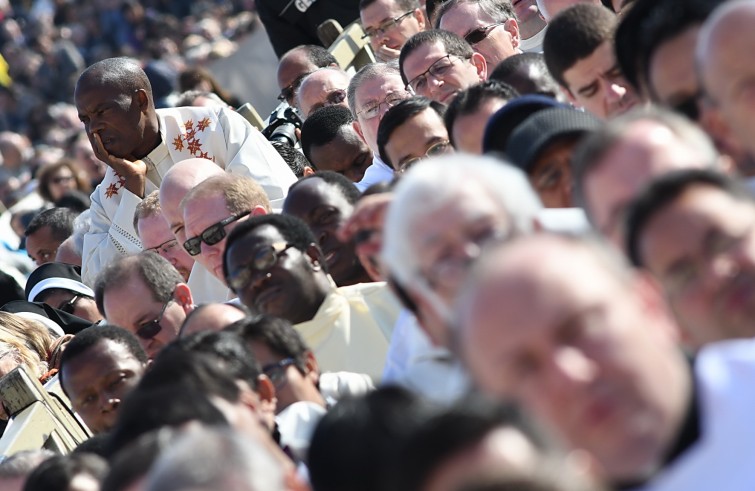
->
xmin=101 ymin=394 xmax=119 ymax=413
xmin=547 ymin=346 xmax=597 ymax=390
xmin=605 ymin=80 xmax=627 ymax=104
xmin=705 ymin=253 xmax=740 ymax=287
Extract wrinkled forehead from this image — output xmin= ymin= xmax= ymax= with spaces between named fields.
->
xmin=355 ymin=72 xmax=406 ymax=105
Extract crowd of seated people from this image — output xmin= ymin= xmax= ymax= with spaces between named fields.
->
xmin=3 ymin=1 xmax=755 ymax=491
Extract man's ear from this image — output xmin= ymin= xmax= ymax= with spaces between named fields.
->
xmin=251 ymin=205 xmax=268 ymax=217
xmin=305 ymin=243 xmax=325 ymax=271
xmin=136 ymin=89 xmax=150 ymax=112
xmin=174 ymin=283 xmax=194 ymax=313
xmin=304 ymin=351 xmax=320 ymax=384
xmin=303 ymin=166 xmax=316 ymax=177
xmin=353 ymin=120 xmax=368 ymax=145
xmin=563 ymin=86 xmax=579 ymax=106
xmin=504 ymin=18 xmax=520 ymax=49
xmin=256 ymin=374 xmax=277 ymax=403
xmin=470 ymin=52 xmax=488 ymax=81
xmin=414 ymin=7 xmax=427 ymax=30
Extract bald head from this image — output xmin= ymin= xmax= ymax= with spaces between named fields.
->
xmin=180 ymin=303 xmax=248 ymax=337
xmin=297 ymin=68 xmax=351 ymax=119
xmin=696 ymin=0 xmax=755 ymax=156
xmin=76 ymin=57 xmax=154 ymax=103
xmin=457 ymin=233 xmax=688 ymax=482
xmin=159 ymin=158 xmax=223 ymax=242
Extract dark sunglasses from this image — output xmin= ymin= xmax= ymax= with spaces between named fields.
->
xmin=136 ymin=295 xmax=173 ymax=340
xmin=184 ymin=210 xmax=251 ymax=256
xmin=226 ymin=241 xmax=294 ymax=292
xmin=57 ymin=294 xmax=89 ymax=315
xmin=277 ymin=72 xmax=312 ymax=102
xmin=262 ymin=358 xmax=296 ymax=388
xmin=464 ymin=23 xmax=504 ymax=45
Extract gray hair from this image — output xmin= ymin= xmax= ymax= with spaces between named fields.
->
xmin=94 ymin=252 xmax=183 ymax=316
xmin=435 ymin=0 xmax=517 ymax=28
xmin=572 ymin=106 xmax=720 ymax=216
xmin=382 ymin=153 xmax=542 ymax=288
xmin=146 ymin=427 xmax=285 ymax=491
xmin=347 ymin=61 xmax=402 ymax=117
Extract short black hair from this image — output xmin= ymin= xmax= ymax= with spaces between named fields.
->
xmin=288 ymin=170 xmax=361 ymax=205
xmin=301 ymin=104 xmax=355 ymax=162
xmin=396 ymin=397 xmax=550 ymax=491
xmin=105 ymin=385 xmax=228 ymax=457
xmin=625 ymin=169 xmax=753 ymax=267
xmin=399 ymin=30 xmax=474 ymax=86
xmin=271 ymin=140 xmax=312 ymax=178
xmin=489 ymin=52 xmax=561 ymax=98
xmin=164 ymin=330 xmax=262 ymax=390
xmin=226 ymin=315 xmax=311 ymax=374
xmin=138 ymin=349 xmax=242 ymax=402
xmin=308 ymin=386 xmax=433 ymax=491
xmin=615 ymin=0 xmax=718 ymax=99
xmin=444 ymin=80 xmax=519 ymax=146
xmin=24 ymin=207 xmax=77 ymax=240
xmin=22 ymin=453 xmax=108 ymax=491
xmin=223 ymin=213 xmax=323 ymax=280
xmin=299 ymin=45 xmax=338 ymax=68
xmin=543 ymin=4 xmax=617 ymax=89
xmin=77 ymin=57 xmax=153 ymax=103
xmin=54 ymin=190 xmax=91 ymax=214
xmin=377 ymin=96 xmax=447 ymax=167
xmin=101 ymin=429 xmax=174 ymax=491
xmin=59 ymin=325 xmax=148 ymax=394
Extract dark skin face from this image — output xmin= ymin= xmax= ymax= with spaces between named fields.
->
xmin=74 ymin=73 xmax=160 ymax=161
xmin=308 ymin=128 xmax=373 ymax=183
xmin=61 ymin=339 xmax=146 ymax=434
xmin=225 ymin=225 xmax=332 ymax=324
xmin=282 ymin=178 xmax=371 ymax=287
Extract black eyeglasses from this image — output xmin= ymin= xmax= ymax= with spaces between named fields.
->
xmin=406 ymin=54 xmax=464 ymax=92
xmin=262 ymin=358 xmax=296 ymax=388
xmin=136 ymin=295 xmax=173 ymax=340
xmin=361 ymin=10 xmax=415 ymax=39
xmin=51 ymin=175 xmax=75 ymax=185
xmin=226 ymin=241 xmax=294 ymax=292
xmin=57 ymin=294 xmax=90 ymax=315
xmin=147 ymin=237 xmax=180 ymax=256
xmin=277 ymin=72 xmax=312 ymax=103
xmin=464 ymin=23 xmax=505 ymax=45
xmin=183 ymin=210 xmax=251 ymax=256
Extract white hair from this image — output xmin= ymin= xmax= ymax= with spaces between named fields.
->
xmin=146 ymin=427 xmax=285 ymax=491
xmin=382 ymin=154 xmax=543 ymax=288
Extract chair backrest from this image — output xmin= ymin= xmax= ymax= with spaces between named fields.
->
xmin=0 ymin=367 xmax=91 ymax=456
xmin=321 ymin=20 xmax=377 ymax=72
